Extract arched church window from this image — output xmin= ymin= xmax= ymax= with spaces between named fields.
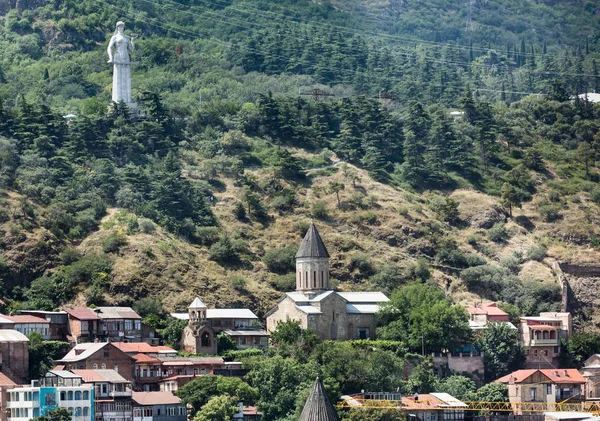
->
xmin=313 ymin=271 xmax=316 ymax=288
xmin=201 ymin=332 xmax=211 ymax=347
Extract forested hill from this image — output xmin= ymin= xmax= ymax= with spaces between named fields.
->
xmin=2 ymin=0 xmax=600 ymax=333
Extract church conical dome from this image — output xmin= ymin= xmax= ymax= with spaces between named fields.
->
xmin=299 ymin=377 xmax=340 ymax=421
xmin=188 ymin=297 xmax=206 ymax=309
xmin=296 ymin=223 xmax=330 ymax=258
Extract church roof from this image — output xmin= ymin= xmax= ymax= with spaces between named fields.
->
xmin=299 ymin=377 xmax=340 ymax=421
xmin=188 ymin=297 xmax=207 ymax=309
xmin=296 ymin=224 xmax=330 ymax=259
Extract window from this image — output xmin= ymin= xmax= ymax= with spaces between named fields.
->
xmin=547 ymin=385 xmax=552 ymax=395
xmin=156 ymin=408 xmax=161 ymax=416
xmin=75 ymin=407 xmax=82 ymax=416
xmin=533 ymin=350 xmax=538 ymax=357
xmin=101 ymin=363 xmax=107 ymax=369
xmin=134 ymin=408 xmax=142 ymax=417
xmin=83 ymin=407 xmax=89 ymax=417
xmin=92 ymin=364 xmax=98 ymax=369
xmin=33 ymin=391 xmax=39 ymax=401
xmin=104 ymin=348 xmax=110 ymax=357
xmin=60 ymin=391 xmax=66 ymax=401
xmin=143 ymin=408 xmax=153 ymax=417
xmin=83 ymin=391 xmax=89 ymax=400
xmin=114 ymin=364 xmax=119 ymax=372
xmin=125 ymin=320 xmax=133 ymax=331
xmin=530 ymin=388 xmax=537 ymax=401
xmin=543 ymin=350 xmax=548 ymax=357
xmin=75 ymin=391 xmax=82 ymax=400
xmin=313 ymin=271 xmax=316 ymax=288
xmin=68 ymin=391 xmax=74 ymax=400
xmin=135 ymin=320 xmax=141 ymax=330
xmin=33 ymin=408 xmax=40 ymax=418
xmin=357 ymin=328 xmax=370 ymax=340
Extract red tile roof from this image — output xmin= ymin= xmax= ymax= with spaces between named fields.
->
xmin=0 ymin=372 xmax=17 ymax=386
xmin=0 ymin=315 xmax=49 ymax=324
xmin=132 ymin=391 xmax=181 ymax=406
xmin=468 ymin=303 xmax=509 ymax=317
xmin=64 ymin=308 xmax=100 ymax=320
xmin=496 ymin=369 xmax=585 ymax=384
xmin=132 ymin=353 xmax=162 ymax=364
xmin=112 ymin=342 xmax=175 ymax=354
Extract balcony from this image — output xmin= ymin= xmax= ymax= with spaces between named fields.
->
xmin=6 ymin=401 xmax=37 ymax=409
xmin=530 ymin=338 xmax=559 ymax=346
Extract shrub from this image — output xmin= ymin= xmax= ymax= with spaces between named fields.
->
xmin=538 ymin=205 xmax=561 ymax=222
xmin=233 ymin=202 xmax=246 ymax=219
xmin=294 ymin=221 xmax=310 ymax=237
xmin=525 ymin=246 xmax=547 ymax=262
xmin=229 ymin=275 xmax=247 ymax=291
xmin=132 ymin=298 xmax=163 ymax=317
xmin=488 ymin=223 xmax=507 ymax=242
xmin=271 ymin=273 xmax=296 ymax=291
xmin=547 ymin=190 xmax=561 ymax=203
xmin=195 ymin=226 xmax=220 ymax=246
xmin=208 ymin=236 xmax=240 ymax=265
xmin=311 ymin=201 xmax=329 ymax=219
xmin=59 ymin=248 xmax=82 ymax=265
xmin=102 ymin=231 xmax=128 ymax=253
xmin=461 ymin=265 xmax=515 ymax=301
xmin=591 ymin=188 xmax=600 ymax=204
xmin=350 ymin=252 xmax=375 ymax=276
xmin=139 ymin=219 xmax=156 ymax=233
xmin=263 ymin=246 xmax=296 ymax=274
xmin=500 ymin=256 xmax=521 ymax=274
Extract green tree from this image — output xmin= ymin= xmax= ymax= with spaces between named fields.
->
xmin=33 ymin=408 xmax=71 ymax=421
xmin=193 ymin=395 xmax=238 ymax=421
xmin=478 ymin=322 xmax=526 ymax=382
xmin=28 ymin=332 xmax=68 ymax=380
xmin=464 ymin=382 xmax=508 ymax=403
xmin=327 ymin=180 xmax=345 ymax=208
xmin=437 ymin=375 xmax=477 ymax=397
xmin=500 ymin=182 xmax=523 ymax=217
xmin=377 ymin=283 xmax=472 ymax=353
xmin=577 ymin=142 xmax=597 ymax=177
xmin=160 ymin=318 xmax=187 ymax=349
xmin=559 ymin=332 xmax=600 ymax=368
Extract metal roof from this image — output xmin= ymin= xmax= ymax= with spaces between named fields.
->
xmin=132 ymin=392 xmax=181 ymax=406
xmin=337 ymin=292 xmax=389 ymax=303
xmin=222 ymin=330 xmax=270 ymax=336
xmin=296 ymin=306 xmax=322 ymax=314
xmin=206 ymin=309 xmax=258 ymax=319
xmin=48 ymin=370 xmax=82 ymax=379
xmin=71 ymin=369 xmax=130 ymax=383
xmin=56 ymin=342 xmax=110 ymax=362
xmin=299 ymin=377 xmax=340 ymax=421
xmin=93 ymin=307 xmax=141 ymax=319
xmin=188 ymin=297 xmax=206 ymax=309
xmin=296 ymin=223 xmax=330 ymax=259
xmin=0 ymin=329 xmax=29 ymax=342
xmin=64 ymin=308 xmax=100 ymax=320
xmin=345 ymin=304 xmax=381 ymax=314
xmin=430 ymin=393 xmax=468 ymax=408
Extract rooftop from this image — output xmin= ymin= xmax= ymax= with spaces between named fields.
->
xmin=0 ymin=372 xmax=17 ymax=386
xmin=71 ymin=369 xmax=130 ymax=384
xmin=189 ymin=297 xmax=206 ymax=309
xmin=170 ymin=308 xmax=258 ymax=320
xmin=132 ymin=353 xmax=163 ymax=364
xmin=467 ymin=302 xmax=509 ymax=317
xmin=299 ymin=377 xmax=339 ymax=421
xmin=496 ymin=369 xmax=586 ymax=385
xmin=0 ymin=329 xmax=30 ymax=342
xmin=92 ymin=307 xmax=141 ymax=320
xmin=112 ymin=342 xmax=176 ymax=354
xmin=158 ymin=356 xmax=224 ymax=365
xmin=56 ymin=342 xmax=110 ymax=363
xmin=221 ymin=329 xmax=269 ymax=336
xmin=63 ymin=308 xmax=100 ymax=321
xmin=132 ymin=391 xmax=181 ymax=406
xmin=337 ymin=292 xmax=389 ymax=303
xmin=345 ymin=304 xmax=381 ymax=314
xmin=296 ymin=223 xmax=330 ymax=259
xmin=0 ymin=314 xmax=49 ymax=324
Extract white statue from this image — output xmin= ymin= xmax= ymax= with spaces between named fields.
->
xmin=107 ymin=21 xmax=137 ymax=111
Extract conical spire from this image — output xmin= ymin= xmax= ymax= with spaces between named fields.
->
xmin=188 ymin=297 xmax=206 ymax=309
xmin=299 ymin=377 xmax=340 ymax=421
xmin=296 ymin=223 xmax=330 ymax=258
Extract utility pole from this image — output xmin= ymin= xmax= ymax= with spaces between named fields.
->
xmin=379 ymin=90 xmax=393 ymax=108
xmin=465 ymin=0 xmax=474 ymax=32
xmin=299 ymin=87 xmax=335 ymax=101
xmin=421 ymin=333 xmax=425 ymax=356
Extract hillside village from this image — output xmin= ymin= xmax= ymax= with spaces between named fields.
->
xmin=0 ymin=225 xmax=599 ymax=421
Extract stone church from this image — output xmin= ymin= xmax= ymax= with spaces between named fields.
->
xmin=265 ymin=223 xmax=389 ymax=340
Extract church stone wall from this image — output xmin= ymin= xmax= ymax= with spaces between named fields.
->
xmin=266 ymin=298 xmax=309 ymax=333
xmin=296 ymin=257 xmax=329 ymax=291
xmin=305 ymin=295 xmax=349 ymax=340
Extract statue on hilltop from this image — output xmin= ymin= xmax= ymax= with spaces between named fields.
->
xmin=107 ymin=21 xmax=138 ymax=113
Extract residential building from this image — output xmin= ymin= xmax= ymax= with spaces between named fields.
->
xmin=467 ymin=302 xmax=516 ymax=331
xmin=6 ymin=370 xmax=94 ymax=421
xmin=18 ymin=310 xmax=68 ymax=341
xmin=111 ymin=343 xmax=177 ymax=358
xmin=519 ymin=313 xmax=572 ymax=368
xmin=173 ymin=298 xmax=268 ymax=354
xmin=0 ymin=372 xmax=16 ymax=421
xmin=94 ymin=307 xmax=143 ymax=342
xmin=340 ymin=392 xmax=467 ymax=421
xmin=495 ymin=369 xmax=586 ymax=414
xmin=71 ymin=369 xmax=132 ymax=421
xmin=0 ymin=315 xmax=51 ymax=340
xmin=55 ymin=342 xmax=135 ymax=382
xmin=132 ymin=354 xmax=163 ymax=392
xmin=0 ymin=330 xmax=29 ymax=384
xmin=266 ymin=224 xmax=389 ymax=341
xmin=157 ymin=356 xmax=230 ymax=377
xmin=64 ymin=308 xmax=101 ymax=343
xmin=579 ymin=354 xmax=600 ymax=399
xmin=131 ymin=391 xmax=186 ymax=421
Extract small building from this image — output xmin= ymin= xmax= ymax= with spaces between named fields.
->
xmin=71 ymin=369 xmax=132 ymax=421
xmin=157 ymin=356 xmax=228 ymax=377
xmin=580 ymin=354 xmax=600 ymax=399
xmin=520 ymin=313 xmax=572 ymax=368
xmin=111 ymin=342 xmax=177 ymax=358
xmin=0 ymin=315 xmax=51 ymax=340
xmin=133 ymin=353 xmax=164 ymax=392
xmin=266 ymin=224 xmax=389 ymax=341
xmin=17 ymin=310 xmax=68 ymax=340
xmin=173 ymin=299 xmax=267 ymax=354
xmin=64 ymin=308 xmax=101 ymax=344
xmin=94 ymin=307 xmax=143 ymax=342
xmin=468 ymin=302 xmax=517 ymax=331
xmin=55 ymin=342 xmax=135 ymax=382
xmin=0 ymin=330 xmax=30 ymax=384
xmin=132 ymin=391 xmax=186 ymax=421
xmin=7 ymin=370 xmax=94 ymax=421
xmin=495 ymin=369 xmax=586 ymax=414
xmin=0 ymin=372 xmax=16 ymax=421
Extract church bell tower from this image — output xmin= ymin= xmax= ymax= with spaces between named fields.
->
xmin=296 ymin=223 xmax=330 ymax=292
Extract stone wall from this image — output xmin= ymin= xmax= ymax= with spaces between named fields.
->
xmin=0 ymin=341 xmax=28 ymax=383
xmin=432 ymin=352 xmax=485 ymax=384
xmin=266 ymin=297 xmax=309 ymax=333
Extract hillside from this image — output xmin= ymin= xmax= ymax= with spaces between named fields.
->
xmin=2 ymin=0 xmax=600 ymax=337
